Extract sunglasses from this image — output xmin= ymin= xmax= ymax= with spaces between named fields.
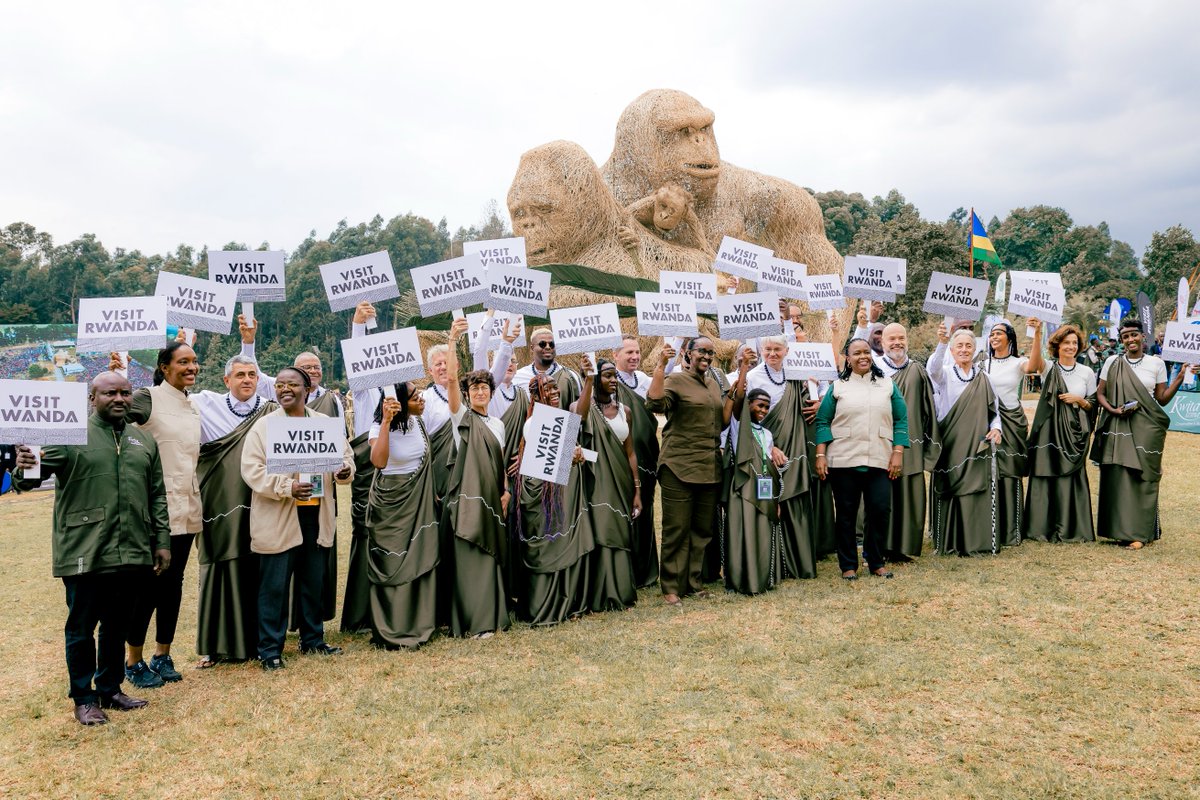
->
xmin=536 ymin=340 xmax=556 ymax=349
xmin=690 ymin=348 xmax=716 ymax=358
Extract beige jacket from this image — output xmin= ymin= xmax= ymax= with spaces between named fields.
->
xmin=241 ymin=407 xmax=355 ymax=555
xmin=132 ymin=382 xmax=202 ymax=535
xmin=827 ymin=373 xmax=896 ymax=470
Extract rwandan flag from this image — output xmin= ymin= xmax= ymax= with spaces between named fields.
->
xmin=970 ymin=211 xmax=1003 ymax=267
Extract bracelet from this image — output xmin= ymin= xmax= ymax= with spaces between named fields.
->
xmin=633 ymin=482 xmax=642 ymax=488
xmin=815 ymin=453 xmax=826 ymax=460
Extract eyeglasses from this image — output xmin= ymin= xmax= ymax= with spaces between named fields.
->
xmin=276 ymin=381 xmax=307 ymax=390
xmin=536 ymin=341 xmax=556 ymax=349
xmin=690 ymin=348 xmax=716 ymax=358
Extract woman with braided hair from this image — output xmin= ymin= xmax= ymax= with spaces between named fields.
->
xmin=512 ymin=372 xmax=592 ymax=625
xmin=571 ymin=357 xmax=641 ymax=612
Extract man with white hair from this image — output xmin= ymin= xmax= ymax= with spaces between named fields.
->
xmin=613 ymin=334 xmax=660 ymax=587
xmin=874 ymin=322 xmax=941 ymax=561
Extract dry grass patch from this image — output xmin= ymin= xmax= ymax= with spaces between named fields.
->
xmin=2 ymin=434 xmax=1199 ymax=798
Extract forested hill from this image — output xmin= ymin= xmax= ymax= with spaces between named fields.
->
xmin=2 ymin=192 xmax=1197 ymax=391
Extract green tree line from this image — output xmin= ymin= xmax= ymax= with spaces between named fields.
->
xmin=2 ymin=194 xmax=1197 ymax=388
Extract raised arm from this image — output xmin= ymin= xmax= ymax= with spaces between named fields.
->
xmin=472 ymin=310 xmax=495 ymax=372
xmin=445 ymin=318 xmax=469 ymax=416
xmin=571 ymin=355 xmax=595 ymax=414
xmin=646 ymin=340 xmax=676 ymax=411
xmin=1024 ymin=318 xmax=1045 ymax=374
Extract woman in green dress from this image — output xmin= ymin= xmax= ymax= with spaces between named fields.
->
xmin=1024 ymin=324 xmax=1097 ymax=543
xmin=366 ymin=381 xmax=440 ymax=649
xmin=441 ymin=318 xmax=512 ymax=638
xmin=572 ymin=357 xmax=642 ymax=612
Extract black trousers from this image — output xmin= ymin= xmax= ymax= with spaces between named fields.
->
xmin=829 ymin=467 xmax=892 ymax=573
xmin=257 ymin=507 xmax=325 ymax=660
xmin=127 ymin=533 xmax=194 ymax=648
xmin=658 ymin=466 xmax=719 ymax=596
xmin=63 ymin=568 xmax=147 ymax=703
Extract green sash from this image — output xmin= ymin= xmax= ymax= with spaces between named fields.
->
xmin=1028 ymin=365 xmax=1093 ymax=478
xmin=1089 ymin=356 xmax=1170 ymax=482
xmin=196 ymin=401 xmax=276 ymax=564
xmin=366 ymin=421 xmax=440 ymax=586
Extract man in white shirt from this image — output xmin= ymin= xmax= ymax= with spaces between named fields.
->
xmin=613 ymin=335 xmax=651 ymax=399
xmin=512 ymin=328 xmax=583 ymax=406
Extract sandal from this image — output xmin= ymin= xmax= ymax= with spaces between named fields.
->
xmin=195 ymin=656 xmax=217 ymax=669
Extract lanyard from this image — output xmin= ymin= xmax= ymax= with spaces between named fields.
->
xmin=750 ymin=423 xmax=769 ymax=476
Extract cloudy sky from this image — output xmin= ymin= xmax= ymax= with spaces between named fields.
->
xmin=3 ymin=0 xmax=1196 ymax=260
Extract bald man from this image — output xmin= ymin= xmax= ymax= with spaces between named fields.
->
xmin=875 ymin=323 xmax=941 ymax=559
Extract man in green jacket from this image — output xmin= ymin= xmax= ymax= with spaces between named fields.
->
xmin=15 ymin=371 xmax=172 ymax=726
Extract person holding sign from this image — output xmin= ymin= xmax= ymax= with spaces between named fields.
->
xmin=13 ymin=372 xmax=172 ymax=726
xmin=646 ymin=337 xmax=731 ymax=606
xmin=513 ymin=373 xmax=591 ymax=625
xmin=982 ymin=319 xmax=1045 ymax=546
xmin=121 ymin=342 xmax=202 ymax=689
xmin=365 ymin=382 xmax=440 ymax=649
xmin=193 ymin=353 xmax=277 ymax=667
xmin=614 ymin=335 xmax=660 ymax=589
xmin=420 ymin=340 xmax=457 ymax=506
xmin=875 ymin=324 xmax=941 ymax=561
xmin=512 ymin=329 xmax=584 ymax=409
xmin=928 ymin=326 xmax=1003 ymax=556
xmin=442 ymin=319 xmax=512 ymax=638
xmin=745 ymin=335 xmax=820 ymax=580
xmin=813 ymin=339 xmax=910 ymax=580
xmin=1093 ymin=318 xmax=1194 ymax=548
xmin=1024 ymin=325 xmax=1097 ymax=543
xmin=573 ymin=357 xmax=641 ymax=612
xmin=721 ymin=356 xmax=787 ymax=595
xmin=241 ymin=367 xmax=354 ymax=670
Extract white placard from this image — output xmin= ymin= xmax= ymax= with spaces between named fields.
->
xmin=242 ymin=302 xmax=255 ymax=325
xmin=1007 ymin=275 xmax=1065 ymax=325
xmin=154 ymin=271 xmax=238 ymax=335
xmin=319 ymin=251 xmax=400 ymax=313
xmin=488 ymin=264 xmax=550 ymax=317
xmin=854 ymin=255 xmax=908 ymax=294
xmin=23 ymin=446 xmax=42 ymax=480
xmin=339 ymin=327 xmax=425 ymax=393
xmin=1007 ymin=270 xmax=1063 ymax=288
xmin=843 ymin=255 xmax=899 ymax=302
xmin=518 ymin=401 xmax=582 ymax=487
xmin=634 ymin=292 xmax=699 ymax=338
xmin=0 ymin=380 xmax=89 ymax=446
xmin=467 ymin=311 xmax=527 ymax=352
xmin=265 ymin=416 xmax=347 ymax=474
xmin=922 ymin=272 xmax=990 ymax=321
xmin=757 ymin=257 xmax=808 ymax=299
xmin=783 ymin=342 xmax=839 ymax=382
xmin=717 ymin=291 xmax=782 ymax=340
xmin=410 ymin=253 xmax=489 ymax=316
xmin=800 ymin=274 xmax=846 ymax=312
xmin=76 ymin=296 xmax=169 ymax=353
xmin=660 ymin=271 xmax=718 ymax=314
xmin=207 ymin=250 xmax=287 ymax=302
xmin=1161 ymin=321 xmax=1200 ymax=365
xmin=463 ymin=237 xmax=527 ymax=269
xmin=714 ymin=236 xmax=772 ymax=280
xmin=548 ymin=303 xmax=623 ymax=355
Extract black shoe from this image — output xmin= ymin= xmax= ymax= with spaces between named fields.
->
xmin=872 ymin=568 xmax=894 ymax=579
xmin=98 ymin=691 xmax=148 ymax=711
xmin=261 ymin=656 xmax=286 ymax=671
xmin=125 ymin=660 xmax=165 ymax=689
xmin=74 ymin=703 xmax=108 ymax=726
xmin=842 ymin=571 xmax=858 ymax=581
xmin=148 ymin=654 xmax=182 ymax=682
xmin=300 ymin=643 xmax=343 ymax=656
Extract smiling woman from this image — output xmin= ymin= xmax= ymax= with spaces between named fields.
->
xmin=646 ymin=336 xmax=731 ymax=606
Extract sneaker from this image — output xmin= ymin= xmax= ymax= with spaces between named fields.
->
xmin=261 ymin=656 xmax=286 ymax=671
xmin=299 ymin=643 xmax=343 ymax=656
xmin=148 ymin=654 xmax=182 ymax=683
xmin=125 ymin=660 xmax=165 ymax=689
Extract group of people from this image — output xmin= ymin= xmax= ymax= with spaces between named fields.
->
xmin=9 ymin=294 xmax=1194 ymax=726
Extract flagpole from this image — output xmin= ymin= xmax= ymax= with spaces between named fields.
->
xmin=969 ymin=206 xmax=975 ymax=279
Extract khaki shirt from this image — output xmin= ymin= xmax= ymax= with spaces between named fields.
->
xmin=129 ymin=383 xmax=202 ymax=534
xmin=646 ymin=370 xmax=724 ymax=484
xmin=240 ymin=407 xmax=355 ymax=555
xmin=15 ymin=414 xmax=171 ymax=576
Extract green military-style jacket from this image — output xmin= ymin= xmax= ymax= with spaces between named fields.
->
xmin=16 ymin=413 xmax=171 ymax=577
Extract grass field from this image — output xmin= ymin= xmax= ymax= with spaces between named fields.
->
xmin=1 ymin=434 xmax=1199 ymax=799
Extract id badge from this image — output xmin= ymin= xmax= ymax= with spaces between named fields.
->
xmin=756 ymin=476 xmax=774 ymax=500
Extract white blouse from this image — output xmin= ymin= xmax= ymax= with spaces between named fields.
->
xmin=1100 ymin=354 xmax=1168 ymax=393
xmin=981 ymin=354 xmax=1029 ymax=409
xmin=368 ymin=421 xmax=428 ymax=475
xmin=422 ymin=384 xmax=451 ymax=435
xmin=745 ymin=363 xmax=788 ymax=410
xmin=191 ymin=390 xmax=264 ymax=444
xmin=1045 ymin=361 xmax=1098 ymax=399
xmin=601 ymin=404 xmax=630 ymax=444
xmin=450 ymin=406 xmax=506 ymax=449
